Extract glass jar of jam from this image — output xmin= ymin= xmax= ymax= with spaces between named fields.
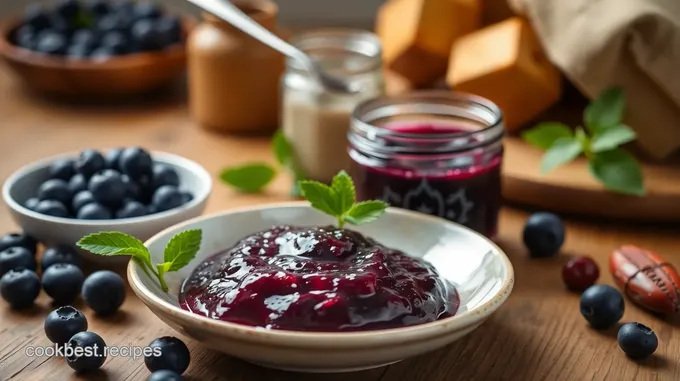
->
xmin=281 ymin=29 xmax=384 ymax=184
xmin=348 ymin=91 xmax=504 ymax=238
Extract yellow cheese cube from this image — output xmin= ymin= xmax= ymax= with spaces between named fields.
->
xmin=446 ymin=17 xmax=562 ymax=132
xmin=376 ymin=0 xmax=481 ymax=86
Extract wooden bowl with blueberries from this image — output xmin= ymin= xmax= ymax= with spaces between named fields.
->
xmin=0 ymin=0 xmax=192 ymax=96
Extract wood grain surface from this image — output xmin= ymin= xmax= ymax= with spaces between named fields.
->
xmin=0 ymin=67 xmax=679 ymax=381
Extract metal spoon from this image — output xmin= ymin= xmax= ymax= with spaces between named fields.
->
xmin=186 ymin=0 xmax=360 ymax=94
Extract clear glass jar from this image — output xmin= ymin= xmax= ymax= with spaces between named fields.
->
xmin=281 ymin=29 xmax=384 ymax=184
xmin=348 ymin=91 xmax=504 ymax=238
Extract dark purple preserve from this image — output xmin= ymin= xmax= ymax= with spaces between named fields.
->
xmin=348 ymin=92 xmax=504 ymax=238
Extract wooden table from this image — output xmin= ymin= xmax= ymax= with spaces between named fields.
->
xmin=0 ymin=67 xmax=679 ymax=381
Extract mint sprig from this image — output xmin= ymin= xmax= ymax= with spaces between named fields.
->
xmin=298 ymin=170 xmax=388 ymax=228
xmin=219 ymin=130 xmax=306 ymax=196
xmin=522 ymin=87 xmax=645 ymax=196
xmin=77 ymin=230 xmax=202 ymax=292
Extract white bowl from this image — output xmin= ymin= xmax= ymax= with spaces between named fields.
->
xmin=2 ymin=151 xmax=212 ymax=264
xmin=129 ymin=202 xmax=514 ymax=373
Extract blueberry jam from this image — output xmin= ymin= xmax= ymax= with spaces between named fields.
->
xmin=179 ymin=225 xmax=459 ymax=332
xmin=350 ymin=123 xmax=503 ymax=237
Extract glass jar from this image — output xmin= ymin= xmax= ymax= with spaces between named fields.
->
xmin=281 ymin=29 xmax=384 ymax=184
xmin=348 ymin=91 xmax=504 ymax=238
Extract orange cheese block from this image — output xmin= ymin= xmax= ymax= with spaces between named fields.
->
xmin=481 ymin=0 xmax=515 ymax=25
xmin=446 ymin=17 xmax=562 ymax=132
xmin=376 ymin=0 xmax=481 ymax=86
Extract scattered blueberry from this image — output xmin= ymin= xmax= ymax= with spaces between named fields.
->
xmin=105 ymin=148 xmax=123 ymax=170
xmin=77 ymin=202 xmax=112 ymax=220
xmin=580 ymin=285 xmax=624 ymax=329
xmin=522 ymin=212 xmax=565 ymax=258
xmin=82 ymin=270 xmax=125 ymax=315
xmin=0 ymin=232 xmax=38 ymax=254
xmin=89 ymin=169 xmax=126 ymax=207
xmin=0 ymin=247 xmax=37 ymax=277
xmin=0 ymin=269 xmax=41 ymax=309
xmin=41 ymin=245 xmax=82 ymax=271
xmin=38 ymin=179 xmax=72 ymax=206
xmin=35 ymin=200 xmax=69 ymax=217
xmin=35 ymin=30 xmax=68 ymax=55
xmin=144 ymin=336 xmax=190 ymax=374
xmin=72 ymin=190 xmax=97 ymax=212
xmin=44 ymin=305 xmax=88 ymax=345
xmin=24 ymin=197 xmax=40 ymax=211
xmin=116 ymin=200 xmax=147 ymax=218
xmin=42 ymin=263 xmax=85 ymax=305
xmin=617 ymin=322 xmax=658 ymax=360
xmin=152 ymin=164 xmax=180 ymax=189
xmin=152 ymin=185 xmax=184 ymax=212
xmin=147 ymin=370 xmax=183 ymax=381
xmin=48 ymin=158 xmax=75 ymax=180
xmin=65 ymin=331 xmax=107 ymax=372
xmin=75 ymin=150 xmax=106 ymax=178
xmin=119 ymin=147 xmax=153 ymax=181
xmin=69 ymin=174 xmax=89 ymax=195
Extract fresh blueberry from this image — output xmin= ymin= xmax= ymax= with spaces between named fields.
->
xmin=24 ymin=197 xmax=40 ymax=211
xmin=120 ymin=174 xmax=141 ymax=200
xmin=66 ymin=44 xmax=90 ymax=60
xmin=131 ymin=19 xmax=163 ymax=51
xmin=48 ymin=15 xmax=73 ymax=38
xmin=84 ymin=0 xmax=110 ymax=16
xmin=77 ymin=203 xmax=112 ymax=220
xmin=0 ymin=269 xmax=41 ymax=309
xmin=101 ymin=31 xmax=129 ymax=54
xmin=0 ymin=232 xmax=38 ymax=254
xmin=42 ymin=263 xmax=84 ymax=305
xmin=116 ymin=201 xmax=147 ymax=219
xmin=35 ymin=30 xmax=68 ymax=55
xmin=112 ymin=0 xmax=135 ymax=15
xmin=105 ymin=148 xmax=123 ymax=170
xmin=580 ymin=285 xmax=624 ymax=329
xmin=152 ymin=185 xmax=183 ymax=212
xmin=69 ymin=174 xmax=89 ymax=195
xmin=48 ymin=159 xmax=76 ymax=180
xmin=617 ymin=322 xmax=658 ymax=360
xmin=72 ymin=190 xmax=96 ymax=212
xmin=96 ymin=13 xmax=129 ymax=35
xmin=44 ymin=305 xmax=88 ymax=345
xmin=55 ymin=0 xmax=80 ymax=20
xmin=82 ymin=270 xmax=125 ymax=315
xmin=71 ymin=29 xmax=98 ymax=50
xmin=14 ymin=25 xmax=36 ymax=49
xmin=155 ymin=16 xmax=182 ymax=46
xmin=134 ymin=2 xmax=163 ymax=20
xmin=35 ymin=200 xmax=69 ymax=217
xmin=147 ymin=370 xmax=183 ymax=381
xmin=75 ymin=149 xmax=106 ymax=178
xmin=119 ymin=147 xmax=153 ymax=181
xmin=144 ymin=336 xmax=190 ymax=374
xmin=180 ymin=192 xmax=193 ymax=205
xmin=41 ymin=245 xmax=82 ymax=271
xmin=522 ymin=212 xmax=565 ymax=258
xmin=38 ymin=179 xmax=72 ymax=206
xmin=90 ymin=46 xmax=115 ymax=61
xmin=89 ymin=169 xmax=126 ymax=207
xmin=65 ymin=331 xmax=107 ymax=372
xmin=0 ymin=247 xmax=37 ymax=277
xmin=24 ymin=4 xmax=51 ymax=30
xmin=152 ymin=164 xmax=180 ymax=189
xmin=146 ymin=204 xmax=157 ymax=214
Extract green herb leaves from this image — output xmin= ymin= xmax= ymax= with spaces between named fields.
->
xmin=219 ymin=130 xmax=306 ymax=195
xmin=299 ymin=171 xmax=388 ymax=228
xmin=77 ymin=230 xmax=203 ymax=292
xmin=522 ymin=87 xmax=645 ymax=196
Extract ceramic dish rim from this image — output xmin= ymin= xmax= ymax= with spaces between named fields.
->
xmin=128 ymin=201 xmax=515 ymax=348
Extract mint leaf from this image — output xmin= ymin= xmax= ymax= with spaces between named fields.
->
xmin=522 ymin=122 xmax=573 ymax=150
xmin=298 ymin=180 xmax=340 ymax=216
xmin=588 ymin=148 xmax=645 ymax=196
xmin=220 ymin=163 xmax=276 ymax=193
xmin=331 ymin=171 xmax=355 ymax=215
xmin=162 ymin=229 xmax=202 ymax=272
xmin=345 ymin=200 xmax=388 ymax=225
xmin=272 ymin=130 xmax=293 ymax=166
xmin=540 ymin=137 xmax=583 ymax=174
xmin=591 ymin=124 xmax=636 ymax=152
xmin=77 ymin=232 xmax=149 ymax=262
xmin=584 ymin=87 xmax=625 ymax=133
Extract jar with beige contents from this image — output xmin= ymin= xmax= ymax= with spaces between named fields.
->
xmin=281 ymin=30 xmax=385 ymax=184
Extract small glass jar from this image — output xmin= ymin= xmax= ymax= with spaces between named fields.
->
xmin=281 ymin=29 xmax=384 ymax=184
xmin=348 ymin=91 xmax=504 ymax=238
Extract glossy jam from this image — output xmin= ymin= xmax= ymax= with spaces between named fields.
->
xmin=350 ymin=123 xmax=502 ymax=237
xmin=179 ymin=225 xmax=459 ymax=332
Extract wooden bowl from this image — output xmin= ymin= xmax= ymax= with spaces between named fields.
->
xmin=0 ymin=18 xmax=194 ymax=97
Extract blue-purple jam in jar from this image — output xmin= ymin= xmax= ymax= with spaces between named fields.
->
xmin=348 ymin=91 xmax=504 ymax=238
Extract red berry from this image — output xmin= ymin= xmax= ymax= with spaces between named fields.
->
xmin=562 ymin=256 xmax=600 ymax=292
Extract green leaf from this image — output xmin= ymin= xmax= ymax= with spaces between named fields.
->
xmin=521 ymin=122 xmax=573 ymax=150
xmin=272 ymin=130 xmax=293 ymax=166
xmin=162 ymin=229 xmax=202 ymax=272
xmin=584 ymin=87 xmax=625 ymax=133
xmin=344 ymin=201 xmax=389 ymax=225
xmin=298 ymin=180 xmax=340 ymax=216
xmin=220 ymin=163 xmax=276 ymax=193
xmin=588 ymin=148 xmax=645 ymax=196
xmin=540 ymin=137 xmax=583 ymax=174
xmin=591 ymin=124 xmax=637 ymax=152
xmin=331 ymin=171 xmax=355 ymax=215
xmin=77 ymin=232 xmax=150 ymax=263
